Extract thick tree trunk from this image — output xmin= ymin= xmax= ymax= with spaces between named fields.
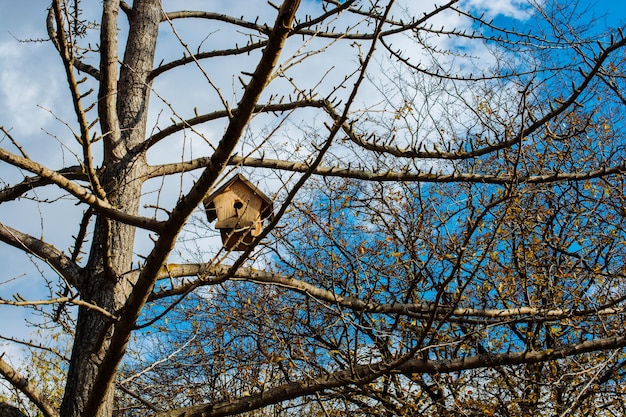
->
xmin=60 ymin=169 xmax=144 ymax=417
xmin=59 ymin=1 xmax=161 ymax=416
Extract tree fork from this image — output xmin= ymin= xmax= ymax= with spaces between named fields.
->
xmin=58 ymin=0 xmax=161 ymax=416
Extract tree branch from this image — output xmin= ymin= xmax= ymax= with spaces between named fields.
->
xmin=331 ymin=35 xmax=626 ymax=160
xmin=150 ymin=41 xmax=269 ymax=81
xmin=145 ymin=154 xmax=626 ymax=185
xmin=228 ymin=156 xmax=626 ymax=184
xmin=49 ymin=0 xmax=107 ymax=200
xmin=0 ymin=147 xmax=163 ymax=232
xmin=149 ymin=0 xmax=356 ymax=80
xmin=141 ymin=99 xmax=327 ymax=151
xmin=153 ymin=335 xmax=626 ymax=417
xmin=0 ymin=356 xmax=58 ymax=417
xmin=0 ymin=221 xmax=82 ymax=288
xmin=151 ymin=264 xmax=626 ymax=322
xmin=98 ymin=0 xmax=121 ymax=151
xmin=0 ymin=166 xmax=86 ymax=203
xmin=0 ymin=296 xmax=117 ymax=320
xmin=46 ymin=6 xmax=100 ymax=80
xmin=161 ymin=10 xmax=271 ymax=34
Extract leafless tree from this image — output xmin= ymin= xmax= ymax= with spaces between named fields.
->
xmin=0 ymin=1 xmax=625 ymax=416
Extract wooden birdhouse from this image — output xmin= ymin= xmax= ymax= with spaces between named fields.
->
xmin=203 ymin=174 xmax=274 ymax=251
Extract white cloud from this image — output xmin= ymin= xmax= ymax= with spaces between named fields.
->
xmin=463 ymin=0 xmax=536 ymax=20
xmin=0 ymin=41 xmax=61 ymax=136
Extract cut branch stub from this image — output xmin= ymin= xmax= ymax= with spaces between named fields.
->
xmin=203 ymin=173 xmax=274 ymax=250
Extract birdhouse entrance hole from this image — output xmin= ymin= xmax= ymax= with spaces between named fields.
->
xmin=203 ymin=174 xmax=274 ymax=251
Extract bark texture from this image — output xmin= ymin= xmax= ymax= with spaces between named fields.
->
xmin=59 ymin=1 xmax=160 ymax=416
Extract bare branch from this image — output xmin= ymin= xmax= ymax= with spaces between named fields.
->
xmin=46 ymin=6 xmax=100 ymax=80
xmin=0 ymin=356 xmax=58 ymax=417
xmin=151 ymin=263 xmax=626 ymax=322
xmin=0 ymin=147 xmax=163 ymax=232
xmin=0 ymin=221 xmax=82 ymax=288
xmin=142 ymin=100 xmax=327 ymax=152
xmin=0 ymin=166 xmax=86 ymax=203
xmin=0 ymin=296 xmax=117 ymax=320
xmin=154 ymin=335 xmax=626 ymax=417
xmin=97 ymin=0 xmax=121 ymax=143
xmin=148 ymin=41 xmax=269 ymax=81
xmin=49 ymin=0 xmax=106 ymax=200
xmin=224 ymin=156 xmax=624 ymax=185
xmin=161 ymin=10 xmax=271 ymax=34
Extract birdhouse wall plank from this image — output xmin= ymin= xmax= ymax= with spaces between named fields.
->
xmin=202 ymin=174 xmax=274 ymax=250
xmin=221 ymin=229 xmax=255 ymax=251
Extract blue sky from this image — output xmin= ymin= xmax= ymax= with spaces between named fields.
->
xmin=595 ymin=0 xmax=626 ymax=27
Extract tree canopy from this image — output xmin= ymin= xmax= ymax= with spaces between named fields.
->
xmin=0 ymin=1 xmax=625 ymax=416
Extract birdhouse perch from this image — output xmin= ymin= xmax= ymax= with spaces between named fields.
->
xmin=203 ymin=174 xmax=274 ymax=251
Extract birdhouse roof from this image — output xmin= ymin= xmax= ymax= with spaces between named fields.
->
xmin=203 ymin=173 xmax=274 ymax=222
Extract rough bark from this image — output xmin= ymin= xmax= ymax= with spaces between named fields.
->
xmin=58 ymin=1 xmax=161 ymax=416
